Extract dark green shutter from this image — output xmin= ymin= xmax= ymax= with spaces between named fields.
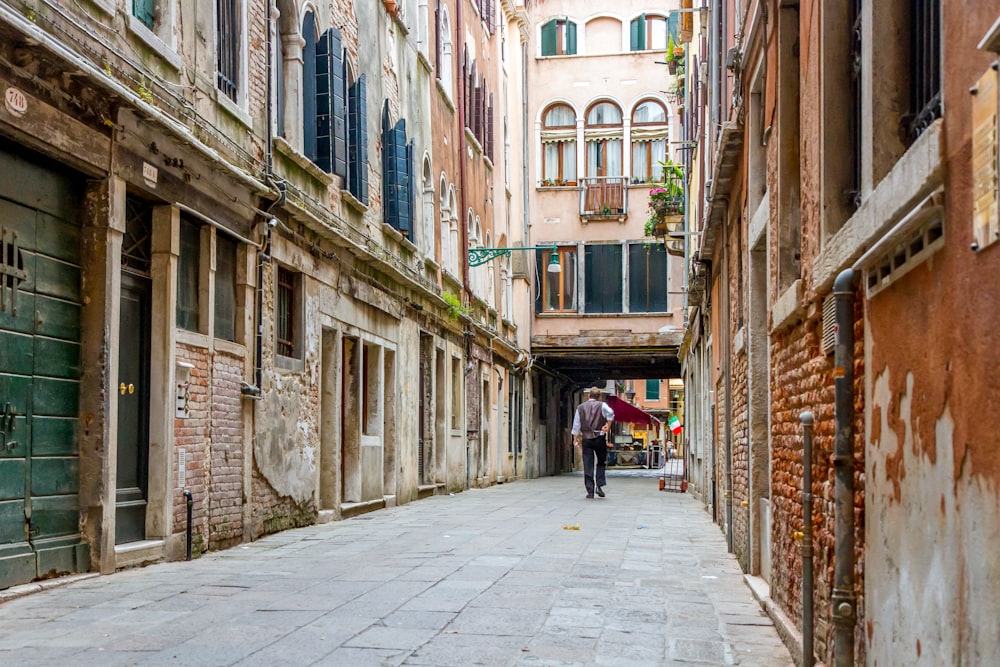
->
xmin=541 ymin=20 xmax=557 ymax=56
xmin=631 ymin=16 xmax=646 ymax=51
xmin=349 ymin=75 xmax=368 ymax=204
xmin=584 ymin=244 xmax=623 ymax=313
xmin=668 ymin=14 xmax=680 ymax=43
xmin=566 ymin=21 xmax=577 ymax=55
xmin=628 ymin=243 xmax=667 ymax=312
xmin=333 ymin=42 xmax=347 ymax=181
xmin=645 ymin=379 xmax=660 ymax=400
xmin=302 ymin=13 xmax=317 ymax=161
xmin=394 ymin=121 xmax=411 ymax=236
xmin=382 ymin=104 xmax=396 ymax=227
xmin=315 ymin=28 xmax=333 ymax=171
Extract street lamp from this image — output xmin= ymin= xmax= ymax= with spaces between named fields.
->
xmin=625 ymin=388 xmax=636 ymax=403
xmin=468 ymin=245 xmax=562 ymax=273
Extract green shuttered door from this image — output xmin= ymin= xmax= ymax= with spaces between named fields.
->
xmin=0 ymin=146 xmax=85 ymax=590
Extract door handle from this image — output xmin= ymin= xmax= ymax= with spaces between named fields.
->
xmin=120 ymin=382 xmax=126 ymax=395
xmin=128 ymin=384 xmax=134 ymax=395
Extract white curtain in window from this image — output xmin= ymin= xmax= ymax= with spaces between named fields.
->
xmin=546 ymin=105 xmax=576 ymax=126
xmin=632 ymin=142 xmax=649 ymax=180
xmin=606 ymin=139 xmax=622 ymax=176
xmin=563 ymin=142 xmax=576 ymax=179
xmin=544 ymin=143 xmax=560 ymax=180
xmin=650 ymin=139 xmax=666 ymax=179
xmin=650 ymin=18 xmax=668 ymax=50
xmin=587 ymin=141 xmax=599 ymax=177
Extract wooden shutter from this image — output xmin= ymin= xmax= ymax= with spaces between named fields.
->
xmin=566 ymin=21 xmax=577 ymax=55
xmin=394 ymin=120 xmax=411 ymax=236
xmin=474 ymin=83 xmax=483 ymax=142
xmin=302 ymin=13 xmax=318 ymax=161
xmin=630 ymin=16 xmax=645 ymax=51
xmin=382 ymin=104 xmax=396 ymax=227
xmin=486 ymin=94 xmax=494 ymax=161
xmin=541 ymin=20 xmax=557 ymax=56
xmin=332 ymin=38 xmax=347 ymax=181
xmin=348 ymin=75 xmax=369 ymax=204
xmin=584 ymin=244 xmax=623 ymax=313
xmin=315 ymin=29 xmax=333 ymax=172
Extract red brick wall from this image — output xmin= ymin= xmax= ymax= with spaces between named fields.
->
xmin=770 ymin=301 xmax=865 ymax=664
xmin=732 ymin=349 xmax=749 ymax=569
xmin=173 ymin=345 xmax=210 ymax=548
xmin=209 ymin=351 xmax=245 ymax=549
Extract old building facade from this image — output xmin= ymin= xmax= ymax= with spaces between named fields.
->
xmin=683 ymin=0 xmax=1000 ymax=664
xmin=0 ymin=0 xmax=542 ymax=590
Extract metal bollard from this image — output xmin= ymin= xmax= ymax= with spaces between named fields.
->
xmin=183 ymin=490 xmax=193 ymax=561
xmin=800 ymin=411 xmax=815 ymax=667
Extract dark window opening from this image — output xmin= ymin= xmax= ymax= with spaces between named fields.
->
xmin=902 ymin=0 xmax=941 ymax=143
xmin=628 ymin=243 xmax=668 ymax=313
xmin=216 ymin=0 xmax=239 ymax=102
xmin=584 ymin=244 xmax=623 ymax=314
xmin=176 ymin=218 xmax=201 ymax=332
xmin=214 ymin=234 xmax=238 ymax=343
xmin=276 ymin=267 xmax=298 ymax=358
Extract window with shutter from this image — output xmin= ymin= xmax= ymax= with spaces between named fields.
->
xmin=333 ymin=46 xmax=347 ymax=181
xmin=382 ymin=104 xmax=398 ymax=227
xmin=541 ymin=20 xmax=557 ymax=56
xmin=565 ymin=21 xmax=577 ymax=55
xmin=315 ymin=28 xmax=333 ymax=171
xmin=630 ymin=15 xmax=646 ymax=51
xmin=394 ymin=121 xmax=411 ymax=236
xmin=434 ymin=1 xmax=441 ymax=76
xmin=628 ymin=242 xmax=668 ymax=312
xmin=584 ymin=244 xmax=623 ymax=313
xmin=645 ymin=379 xmax=660 ymax=401
xmin=348 ymin=75 xmax=369 ymax=204
xmin=486 ymin=95 xmax=494 ymax=161
xmin=302 ymin=13 xmax=318 ymax=160
xmin=216 ymin=0 xmax=240 ymax=102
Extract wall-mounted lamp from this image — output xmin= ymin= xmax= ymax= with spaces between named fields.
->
xmin=468 ymin=245 xmax=562 ymax=273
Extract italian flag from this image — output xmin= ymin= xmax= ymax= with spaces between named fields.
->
xmin=668 ymin=414 xmax=682 ymax=435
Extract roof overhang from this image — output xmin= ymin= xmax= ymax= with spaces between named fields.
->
xmin=698 ymin=120 xmax=744 ymax=262
xmin=531 ymin=330 xmax=684 ymax=383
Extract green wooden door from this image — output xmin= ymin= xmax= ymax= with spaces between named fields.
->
xmin=0 ymin=146 xmax=85 ymax=589
xmin=115 ymin=273 xmax=150 ymax=544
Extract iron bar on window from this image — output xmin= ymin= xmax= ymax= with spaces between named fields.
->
xmin=216 ymin=0 xmax=239 ymax=103
xmin=905 ymin=0 xmax=941 ymax=143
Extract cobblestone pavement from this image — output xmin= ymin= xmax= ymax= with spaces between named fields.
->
xmin=0 ymin=473 xmax=793 ymax=666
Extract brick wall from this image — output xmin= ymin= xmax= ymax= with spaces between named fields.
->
xmin=209 ymin=351 xmax=245 ymax=549
xmin=769 ymin=300 xmax=865 ymax=665
xmin=173 ymin=345 xmax=210 ymax=548
xmin=732 ymin=349 xmax=749 ymax=570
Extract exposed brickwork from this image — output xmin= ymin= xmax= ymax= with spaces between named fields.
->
xmin=731 ymin=349 xmax=749 ymax=570
xmin=173 ymin=345 xmax=210 ymax=550
xmin=769 ymin=300 xmax=865 ymax=665
xmin=208 ymin=352 xmax=246 ymax=549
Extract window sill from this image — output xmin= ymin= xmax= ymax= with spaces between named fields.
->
xmin=770 ymin=279 xmax=804 ymax=334
xmin=342 ymin=190 xmax=369 ymax=213
xmin=214 ymin=338 xmax=248 ymax=358
xmin=417 ymin=49 xmax=433 ymax=73
xmin=216 ymin=89 xmax=251 ymax=130
xmin=127 ymin=15 xmax=182 ymax=72
xmin=814 ymin=118 xmax=944 ymax=292
xmin=537 ymin=311 xmax=673 ymax=318
xmin=273 ymin=137 xmax=335 ymax=186
xmin=177 ymin=329 xmax=210 ymax=349
xmin=381 ymin=221 xmax=414 ymax=246
xmin=464 ymin=127 xmax=483 ymax=154
xmin=435 ymin=80 xmax=455 ymax=112
xmin=537 ymin=184 xmax=579 ymax=190
xmin=275 ymin=355 xmax=305 ymax=373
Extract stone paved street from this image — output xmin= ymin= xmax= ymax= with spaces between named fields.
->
xmin=0 ymin=473 xmax=793 ymax=666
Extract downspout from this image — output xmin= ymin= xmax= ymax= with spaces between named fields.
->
xmin=799 ymin=411 xmax=815 ymax=667
xmin=521 ymin=41 xmax=530 ymax=242
xmin=456 ymin=0 xmax=471 ymax=301
xmin=832 ymin=269 xmax=857 ymax=667
xmin=723 ymin=254 xmax=733 ymax=552
xmin=495 ymin=368 xmax=504 ymax=483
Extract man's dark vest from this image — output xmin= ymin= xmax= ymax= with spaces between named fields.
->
xmin=577 ymin=399 xmax=608 ymax=439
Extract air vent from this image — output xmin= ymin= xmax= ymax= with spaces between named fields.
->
xmin=866 ymin=214 xmax=945 ymax=297
xmin=822 ymin=295 xmax=836 ymax=356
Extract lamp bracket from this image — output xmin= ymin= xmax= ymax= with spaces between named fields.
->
xmin=468 ymin=245 xmax=558 ymax=267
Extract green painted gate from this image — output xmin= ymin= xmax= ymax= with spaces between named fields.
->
xmin=0 ymin=145 xmax=86 ymax=589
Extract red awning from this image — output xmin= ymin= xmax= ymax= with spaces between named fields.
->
xmin=605 ymin=396 xmax=657 ymax=426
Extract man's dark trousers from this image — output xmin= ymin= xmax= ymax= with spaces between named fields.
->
xmin=582 ymin=435 xmax=608 ymax=495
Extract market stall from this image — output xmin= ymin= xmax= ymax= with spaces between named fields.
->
xmin=604 ymin=396 xmax=659 ymax=468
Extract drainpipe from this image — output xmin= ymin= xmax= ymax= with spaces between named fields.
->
xmin=832 ymin=269 xmax=857 ymax=667
xmin=799 ymin=411 xmax=815 ymax=667
xmin=495 ymin=368 xmax=504 ymax=483
xmin=456 ymin=0 xmax=470 ymax=301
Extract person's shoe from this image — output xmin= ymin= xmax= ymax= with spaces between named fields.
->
xmin=596 ymin=486 xmax=605 ymax=498
xmin=586 ymin=493 xmax=594 ymax=499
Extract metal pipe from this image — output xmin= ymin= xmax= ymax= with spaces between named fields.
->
xmin=183 ymin=490 xmax=193 ymax=561
xmin=800 ymin=411 xmax=815 ymax=667
xmin=832 ymin=269 xmax=857 ymax=667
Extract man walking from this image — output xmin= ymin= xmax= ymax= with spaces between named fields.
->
xmin=572 ymin=387 xmax=615 ymax=498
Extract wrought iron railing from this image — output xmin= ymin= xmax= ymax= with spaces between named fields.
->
xmin=580 ymin=176 xmax=629 ymax=216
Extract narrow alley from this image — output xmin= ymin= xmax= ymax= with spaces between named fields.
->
xmin=0 ymin=474 xmax=792 ymax=667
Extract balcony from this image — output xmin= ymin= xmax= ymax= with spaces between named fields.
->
xmin=580 ymin=176 xmax=629 ymax=220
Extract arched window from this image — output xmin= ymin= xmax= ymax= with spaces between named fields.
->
xmin=630 ymin=14 xmax=668 ymax=51
xmin=438 ymin=6 xmax=454 ymax=98
xmin=448 ymin=187 xmax=459 ymax=275
xmin=422 ymin=158 xmax=434 ymax=256
xmin=585 ymin=101 xmax=623 ymax=178
xmin=631 ymin=99 xmax=669 ymax=183
xmin=541 ymin=103 xmax=577 ymax=185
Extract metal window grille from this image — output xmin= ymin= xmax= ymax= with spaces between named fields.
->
xmin=847 ymin=0 xmax=862 ymax=210
xmin=905 ymin=0 xmax=941 ymax=142
xmin=216 ymin=0 xmax=239 ymax=103
xmin=276 ymin=267 xmax=296 ymax=357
